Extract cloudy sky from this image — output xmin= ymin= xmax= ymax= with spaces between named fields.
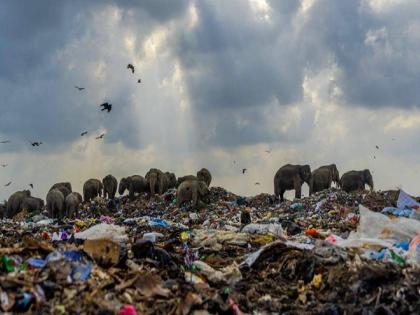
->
xmin=1 ymin=0 xmax=420 ymax=201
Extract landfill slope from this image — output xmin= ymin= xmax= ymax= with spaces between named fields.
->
xmin=1 ymin=187 xmax=420 ymax=314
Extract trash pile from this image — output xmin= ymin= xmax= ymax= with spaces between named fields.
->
xmin=1 ymin=187 xmax=420 ymax=314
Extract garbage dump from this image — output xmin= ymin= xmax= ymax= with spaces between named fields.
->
xmin=1 ymin=187 xmax=420 ymax=314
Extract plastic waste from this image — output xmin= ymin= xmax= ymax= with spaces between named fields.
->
xmin=119 ymin=304 xmax=137 ymax=315
xmin=290 ymin=203 xmax=304 ymax=210
xmin=149 ymin=218 xmax=170 ymax=228
xmin=14 ymin=292 xmax=34 ymax=312
xmin=35 ymin=219 xmax=53 ymax=226
xmin=75 ymin=223 xmax=128 ymax=242
xmin=382 ymin=207 xmax=413 ymax=218
xmin=143 ymin=232 xmax=164 ymax=243
xmin=397 ymin=190 xmax=420 ymax=209
xmin=28 ymin=258 xmax=47 ymax=268
xmin=241 ymin=223 xmax=284 ymax=238
xmin=305 ymin=228 xmax=319 ymax=237
xmin=335 ymin=205 xmax=420 ymax=249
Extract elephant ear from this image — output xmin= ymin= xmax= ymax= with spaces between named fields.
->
xmin=363 ymin=169 xmax=371 ymax=179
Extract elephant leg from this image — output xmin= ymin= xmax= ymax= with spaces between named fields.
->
xmin=280 ymin=188 xmax=285 ymax=202
xmin=192 ymin=189 xmax=198 ymax=207
xmin=294 ymin=179 xmax=302 ymax=199
xmin=309 ymin=178 xmax=314 ymax=195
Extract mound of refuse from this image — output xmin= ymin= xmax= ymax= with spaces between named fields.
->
xmin=1 ymin=187 xmax=420 ymax=314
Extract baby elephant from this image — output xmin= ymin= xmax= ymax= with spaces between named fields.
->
xmin=197 ymin=168 xmax=212 ymax=187
xmin=65 ymin=192 xmax=83 ymax=218
xmin=177 ymin=180 xmax=209 ymax=208
xmin=46 ymin=189 xmax=65 ymax=219
xmin=83 ymin=179 xmax=103 ymax=202
xmin=21 ymin=197 xmax=44 ymax=212
xmin=119 ymin=175 xmax=148 ymax=200
xmin=102 ymin=175 xmax=118 ymax=199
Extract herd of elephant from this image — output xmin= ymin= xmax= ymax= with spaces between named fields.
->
xmin=1 ymin=164 xmax=373 ymax=219
xmin=1 ymin=168 xmax=212 ymax=219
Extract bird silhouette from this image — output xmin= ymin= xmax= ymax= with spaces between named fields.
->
xmin=127 ymin=64 xmax=135 ymax=74
xmin=96 ymin=133 xmax=105 ymax=140
xmin=81 ymin=131 xmax=88 ymax=136
xmin=5 ymin=181 xmax=11 ymax=187
xmin=29 ymin=183 xmax=33 ymax=188
xmin=265 ymin=149 xmax=271 ymax=153
xmin=137 ymin=79 xmax=141 ymax=83
xmin=242 ymin=168 xmax=247 ymax=174
xmin=100 ymin=102 xmax=112 ymax=113
xmin=31 ymin=142 xmax=42 ymax=147
xmin=373 ymin=156 xmax=376 ymax=159
xmin=75 ymin=86 xmax=85 ymax=91
xmin=1 ymin=164 xmax=7 ymax=168
xmin=375 ymin=145 xmax=379 ymax=149
xmin=0 ymin=140 xmax=10 ymax=144
xmin=255 ymin=182 xmax=260 ymax=185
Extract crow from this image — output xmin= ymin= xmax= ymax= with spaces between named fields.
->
xmin=375 ymin=145 xmax=379 ymax=149
xmin=1 ymin=164 xmax=7 ymax=167
xmin=29 ymin=183 xmax=33 ymax=188
xmin=255 ymin=182 xmax=260 ymax=185
xmin=100 ymin=102 xmax=112 ymax=113
xmin=81 ymin=131 xmax=88 ymax=136
xmin=96 ymin=133 xmax=105 ymax=140
xmin=75 ymin=86 xmax=85 ymax=91
xmin=137 ymin=79 xmax=141 ymax=83
xmin=0 ymin=140 xmax=10 ymax=144
xmin=5 ymin=182 xmax=11 ymax=187
xmin=242 ymin=168 xmax=247 ymax=174
xmin=127 ymin=64 xmax=135 ymax=74
xmin=31 ymin=142 xmax=42 ymax=146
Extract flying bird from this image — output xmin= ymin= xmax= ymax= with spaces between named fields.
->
xmin=265 ymin=149 xmax=271 ymax=153
xmin=81 ymin=131 xmax=88 ymax=136
xmin=75 ymin=86 xmax=85 ymax=91
xmin=100 ymin=102 xmax=112 ymax=113
xmin=31 ymin=142 xmax=42 ymax=147
xmin=137 ymin=79 xmax=141 ymax=83
xmin=96 ymin=133 xmax=105 ymax=140
xmin=373 ymin=156 xmax=376 ymax=159
xmin=1 ymin=164 xmax=7 ymax=168
xmin=29 ymin=183 xmax=33 ymax=189
xmin=242 ymin=168 xmax=247 ymax=174
xmin=0 ymin=140 xmax=10 ymax=144
xmin=375 ymin=145 xmax=380 ymax=149
xmin=127 ymin=64 xmax=135 ymax=74
xmin=5 ymin=182 xmax=12 ymax=187
xmin=255 ymin=182 xmax=260 ymax=185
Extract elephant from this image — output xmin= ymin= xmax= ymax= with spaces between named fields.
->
xmin=119 ymin=175 xmax=148 ymax=200
xmin=309 ymin=164 xmax=340 ymax=195
xmin=83 ymin=179 xmax=103 ymax=202
xmin=21 ymin=197 xmax=44 ymax=212
xmin=6 ymin=190 xmax=31 ymax=218
xmin=274 ymin=164 xmax=312 ymax=202
xmin=340 ymin=169 xmax=374 ymax=193
xmin=165 ymin=172 xmax=177 ymax=189
xmin=65 ymin=192 xmax=83 ymax=218
xmin=145 ymin=168 xmax=169 ymax=195
xmin=197 ymin=168 xmax=212 ymax=187
xmin=46 ymin=189 xmax=65 ymax=219
xmin=177 ymin=175 xmax=197 ymax=187
xmin=102 ymin=174 xmax=118 ymax=199
xmin=49 ymin=182 xmax=72 ymax=198
xmin=177 ymin=180 xmax=210 ymax=208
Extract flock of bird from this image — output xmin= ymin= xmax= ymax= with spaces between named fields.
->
xmin=0 ymin=64 xmax=141 ymax=188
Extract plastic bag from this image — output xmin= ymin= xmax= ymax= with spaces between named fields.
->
xmin=75 ymin=224 xmax=127 ymax=242
xmin=241 ymin=223 xmax=284 ymax=238
xmin=335 ymin=205 xmax=420 ymax=249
